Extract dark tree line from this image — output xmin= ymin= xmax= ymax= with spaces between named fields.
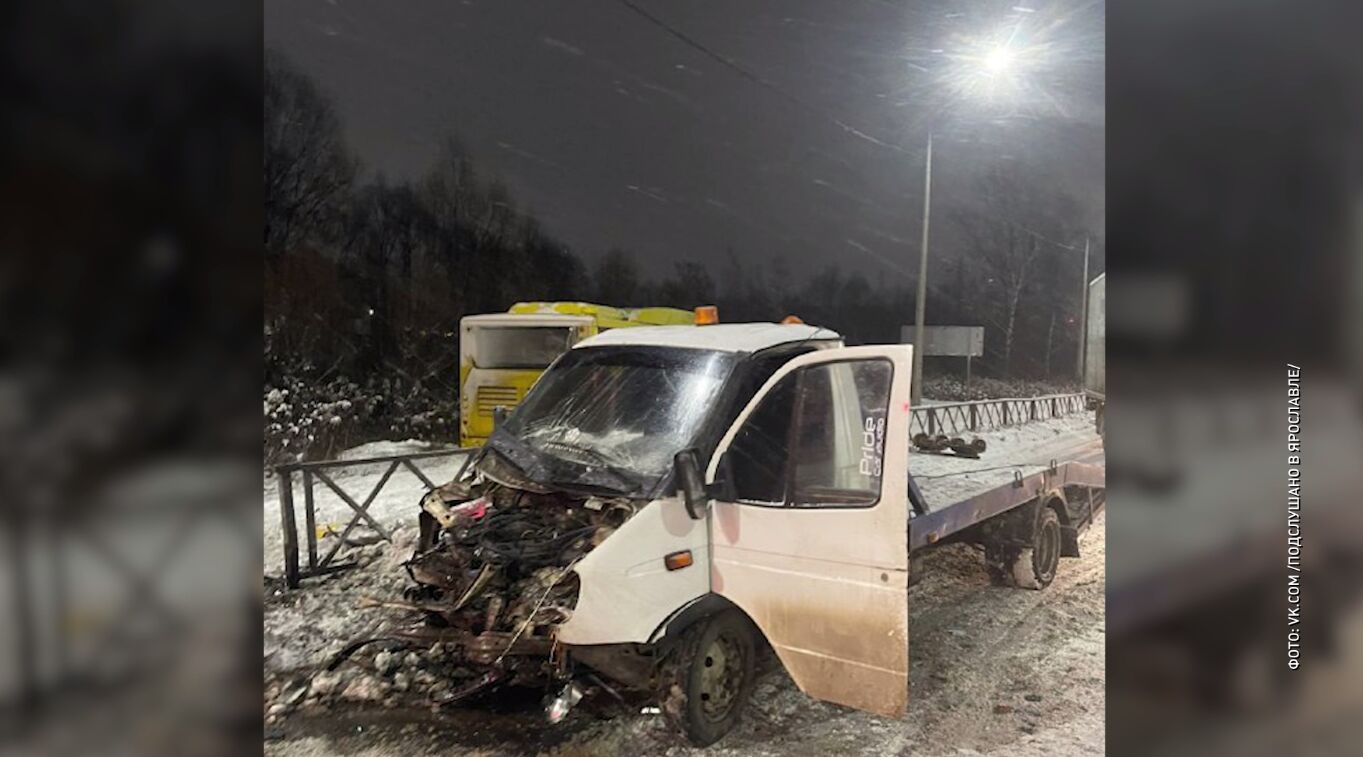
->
xmin=265 ymin=51 xmax=1100 ymax=394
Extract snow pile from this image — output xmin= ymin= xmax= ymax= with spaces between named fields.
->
xmin=337 ymin=438 xmax=436 ymax=461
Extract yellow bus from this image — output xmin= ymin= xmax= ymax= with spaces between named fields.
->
xmin=458 ymin=302 xmax=695 ymax=447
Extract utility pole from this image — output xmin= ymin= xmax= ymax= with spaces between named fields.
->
xmin=1045 ymin=311 xmax=1055 ymax=378
xmin=1076 ymin=236 xmax=1090 ymax=380
xmin=911 ymin=132 xmax=933 ymax=406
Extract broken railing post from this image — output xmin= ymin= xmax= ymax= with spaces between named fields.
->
xmin=303 ymin=469 xmax=318 ymax=571
xmin=278 ymin=469 xmax=300 ymax=589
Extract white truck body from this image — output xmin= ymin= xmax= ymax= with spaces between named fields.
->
xmin=555 ymin=345 xmax=914 ymax=705
xmin=411 ymin=321 xmax=1098 ymax=744
xmin=550 ymin=327 xmax=912 ymax=714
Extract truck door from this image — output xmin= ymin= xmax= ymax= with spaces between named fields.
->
xmin=706 ymin=345 xmax=912 ymax=717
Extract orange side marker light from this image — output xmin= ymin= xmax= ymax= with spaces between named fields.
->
xmin=664 ymin=550 xmax=694 ymax=571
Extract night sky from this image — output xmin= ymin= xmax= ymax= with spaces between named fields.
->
xmin=264 ymin=0 xmax=1104 ymax=278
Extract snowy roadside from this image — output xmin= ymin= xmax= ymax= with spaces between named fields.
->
xmin=262 ymin=439 xmax=472 ymax=576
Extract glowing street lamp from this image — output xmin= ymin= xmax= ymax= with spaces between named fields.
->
xmin=982 ymin=45 xmax=1014 ymax=76
xmin=911 ymin=30 xmax=1037 ymax=404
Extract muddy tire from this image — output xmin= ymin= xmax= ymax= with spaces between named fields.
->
xmin=1017 ymin=508 xmax=1062 ymax=589
xmin=985 ymin=507 xmax=1062 ymax=590
xmin=662 ymin=609 xmax=757 ymax=747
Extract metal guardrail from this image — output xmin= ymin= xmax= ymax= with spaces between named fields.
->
xmin=273 ymin=448 xmax=475 ymax=588
xmin=910 ymin=393 xmax=1088 ymax=437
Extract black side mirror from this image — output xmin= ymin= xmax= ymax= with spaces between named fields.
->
xmin=492 ymin=405 xmax=509 ymax=428
xmin=674 ymin=448 xmax=709 ymax=520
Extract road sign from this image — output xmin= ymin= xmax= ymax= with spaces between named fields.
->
xmin=899 ymin=325 xmax=984 ymax=357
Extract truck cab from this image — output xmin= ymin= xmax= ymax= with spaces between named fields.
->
xmin=416 ymin=321 xmax=915 ymax=744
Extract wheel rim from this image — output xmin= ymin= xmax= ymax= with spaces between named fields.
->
xmin=698 ymin=632 xmax=743 ymax=721
xmin=1036 ymin=519 xmax=1060 ymax=580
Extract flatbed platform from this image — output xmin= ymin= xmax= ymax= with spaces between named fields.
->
xmin=910 ymin=459 xmax=1105 ymax=551
xmin=907 ymin=412 xmax=1104 ymax=551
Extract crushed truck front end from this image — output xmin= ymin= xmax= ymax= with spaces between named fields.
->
xmin=411 ymin=336 xmax=752 ymax=698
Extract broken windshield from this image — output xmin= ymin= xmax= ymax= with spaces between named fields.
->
xmin=493 ymin=346 xmax=738 ymax=493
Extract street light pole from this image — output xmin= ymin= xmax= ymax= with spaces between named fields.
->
xmin=911 ymin=131 xmax=933 ymax=406
xmin=1076 ymin=235 xmax=1090 ymax=380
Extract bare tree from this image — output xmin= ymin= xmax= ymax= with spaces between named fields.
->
xmin=956 ymin=163 xmax=1079 ymax=375
xmin=344 ymin=180 xmax=418 ymax=369
xmin=264 ymin=50 xmax=355 ymax=263
xmin=421 ymin=137 xmax=482 ymax=226
xmin=659 ymin=261 xmax=715 ymax=308
xmin=594 ymin=248 xmax=641 ymax=305
xmin=421 ymin=138 xmax=483 ymax=313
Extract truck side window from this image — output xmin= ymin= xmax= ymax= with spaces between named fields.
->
xmin=726 ymin=374 xmax=797 ymax=505
xmin=790 ymin=360 xmax=892 ymax=508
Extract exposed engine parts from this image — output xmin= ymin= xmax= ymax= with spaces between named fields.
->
xmin=371 ymin=482 xmax=638 ymax=695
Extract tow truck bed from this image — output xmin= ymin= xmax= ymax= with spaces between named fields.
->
xmin=909 ymin=457 xmax=1105 ymax=551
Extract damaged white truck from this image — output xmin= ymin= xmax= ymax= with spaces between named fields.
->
xmin=391 ymin=321 xmax=1103 ymax=746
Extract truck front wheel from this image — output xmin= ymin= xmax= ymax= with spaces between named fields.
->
xmin=662 ymin=609 xmax=758 ymax=747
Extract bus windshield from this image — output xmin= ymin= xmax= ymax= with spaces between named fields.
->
xmin=471 ymin=326 xmax=576 ymax=369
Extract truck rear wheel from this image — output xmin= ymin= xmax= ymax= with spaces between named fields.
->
xmin=985 ymin=507 xmax=1061 ymax=590
xmin=662 ymin=609 xmax=757 ymax=747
